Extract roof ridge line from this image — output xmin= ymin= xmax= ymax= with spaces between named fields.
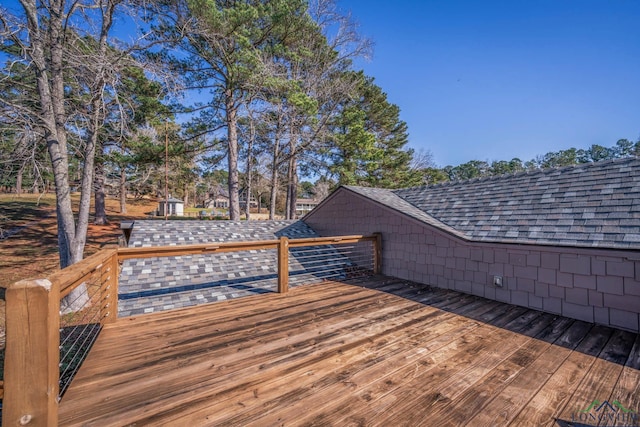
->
xmin=395 ymin=156 xmax=640 ymax=193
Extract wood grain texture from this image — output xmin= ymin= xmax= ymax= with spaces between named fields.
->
xmin=4 ymin=279 xmax=60 ymax=427
xmin=57 ymin=277 xmax=640 ymax=426
xmin=53 ymin=248 xmax=117 ymax=298
xmin=103 ymin=253 xmax=119 ymax=324
xmin=116 ymin=235 xmax=375 ymax=260
xmin=550 ymin=328 xmax=637 ymax=427
xmin=603 ymin=334 xmax=640 ymax=427
xmin=373 ymin=232 xmax=382 ymax=274
xmin=278 ymin=236 xmax=289 ymax=293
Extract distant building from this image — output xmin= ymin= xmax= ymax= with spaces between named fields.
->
xmin=202 ymin=188 xmax=257 ymax=210
xmin=240 ymin=188 xmax=258 ymax=209
xmin=296 ymin=198 xmax=320 ymax=217
xmin=203 ymin=194 xmax=229 ymax=209
xmin=158 ymin=197 xmax=184 ymax=216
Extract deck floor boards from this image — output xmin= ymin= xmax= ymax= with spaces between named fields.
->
xmin=58 ymin=276 xmax=640 ymax=426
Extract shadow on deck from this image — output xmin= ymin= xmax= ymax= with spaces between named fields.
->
xmin=59 ymin=276 xmax=640 ymax=426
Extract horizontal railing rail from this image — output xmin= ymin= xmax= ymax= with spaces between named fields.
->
xmin=53 ymin=248 xmax=120 ymax=304
xmin=116 ymin=234 xmax=378 ymax=260
xmin=3 ymin=233 xmax=381 ymax=426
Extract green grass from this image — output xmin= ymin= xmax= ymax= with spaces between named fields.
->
xmin=184 ymin=207 xmax=205 ymax=213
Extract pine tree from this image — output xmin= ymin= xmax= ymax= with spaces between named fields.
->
xmin=330 ymin=73 xmax=419 ymax=188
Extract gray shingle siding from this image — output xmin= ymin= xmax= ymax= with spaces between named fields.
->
xmin=305 ymin=158 xmax=640 ymax=332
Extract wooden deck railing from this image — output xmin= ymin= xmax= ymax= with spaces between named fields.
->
xmin=2 ymin=234 xmax=381 ymax=426
xmin=4 ymin=247 xmax=119 ymax=426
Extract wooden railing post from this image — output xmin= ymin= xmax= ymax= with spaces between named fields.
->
xmin=278 ymin=236 xmax=289 ymax=293
xmin=4 ymin=279 xmax=60 ymax=426
xmin=373 ymin=232 xmax=382 ymax=274
xmin=104 ymin=249 xmax=119 ymax=324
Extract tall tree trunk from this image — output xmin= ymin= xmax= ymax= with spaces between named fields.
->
xmin=245 ymin=181 xmax=252 ymax=220
xmin=269 ymin=171 xmax=278 ymax=220
xmin=285 ymin=168 xmax=291 ymax=220
xmin=183 ymin=182 xmax=189 ymax=207
xmin=245 ymin=108 xmax=256 ymax=221
xmin=269 ymin=119 xmax=282 ymax=220
xmin=94 ymin=160 xmax=107 ymax=225
xmin=226 ymin=90 xmax=240 ymax=220
xmin=287 ymin=154 xmax=298 ymax=220
xmin=285 ymin=127 xmax=298 ymax=220
xmin=22 ymin=0 xmax=116 ymax=311
xmin=74 ymin=80 xmax=101 ymax=260
xmin=63 ymin=86 xmax=101 ymax=310
xmin=119 ymin=168 xmax=127 ymax=213
xmin=15 ymin=164 xmax=24 ymax=195
xmin=28 ymin=0 xmax=78 ymax=270
xmin=77 ymin=1 xmax=114 ymax=252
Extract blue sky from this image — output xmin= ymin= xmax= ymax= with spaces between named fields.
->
xmin=3 ymin=0 xmax=638 ymax=168
xmin=338 ymin=0 xmax=640 ymax=166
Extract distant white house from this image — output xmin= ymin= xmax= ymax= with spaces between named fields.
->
xmin=203 ymin=189 xmax=258 ymax=210
xmin=239 ymin=190 xmax=258 ymax=209
xmin=296 ymin=198 xmax=320 ymax=217
xmin=158 ymin=197 xmax=184 ymax=216
xmin=203 ymin=194 xmax=229 ymax=209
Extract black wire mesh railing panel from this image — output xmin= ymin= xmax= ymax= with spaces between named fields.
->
xmin=118 ymin=250 xmax=280 ymax=296
xmin=288 ymin=241 xmax=375 ymax=286
xmin=117 ymin=238 xmax=377 ymax=316
xmin=58 ymin=263 xmax=110 ymax=398
xmin=117 ymin=250 xmax=280 ymax=316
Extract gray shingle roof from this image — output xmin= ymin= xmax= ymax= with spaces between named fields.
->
xmin=119 ymin=220 xmax=367 ymax=316
xmin=126 ymin=220 xmax=316 ymax=247
xmin=346 ymin=157 xmax=640 ymax=249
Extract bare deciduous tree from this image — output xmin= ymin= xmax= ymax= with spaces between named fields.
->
xmin=0 ymin=0 xmax=169 ymax=309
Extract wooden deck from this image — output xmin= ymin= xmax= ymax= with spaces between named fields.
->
xmin=58 ymin=276 xmax=640 ymax=426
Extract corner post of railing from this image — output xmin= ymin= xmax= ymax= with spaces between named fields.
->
xmin=278 ymin=236 xmax=289 ymax=293
xmin=4 ymin=278 xmax=60 ymax=426
xmin=104 ymin=248 xmax=120 ymax=324
xmin=373 ymin=232 xmax=382 ymax=274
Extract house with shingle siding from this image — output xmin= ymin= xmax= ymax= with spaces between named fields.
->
xmin=304 ymin=157 xmax=640 ymax=332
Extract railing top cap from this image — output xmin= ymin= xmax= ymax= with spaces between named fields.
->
xmin=7 ymin=278 xmax=53 ymax=291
